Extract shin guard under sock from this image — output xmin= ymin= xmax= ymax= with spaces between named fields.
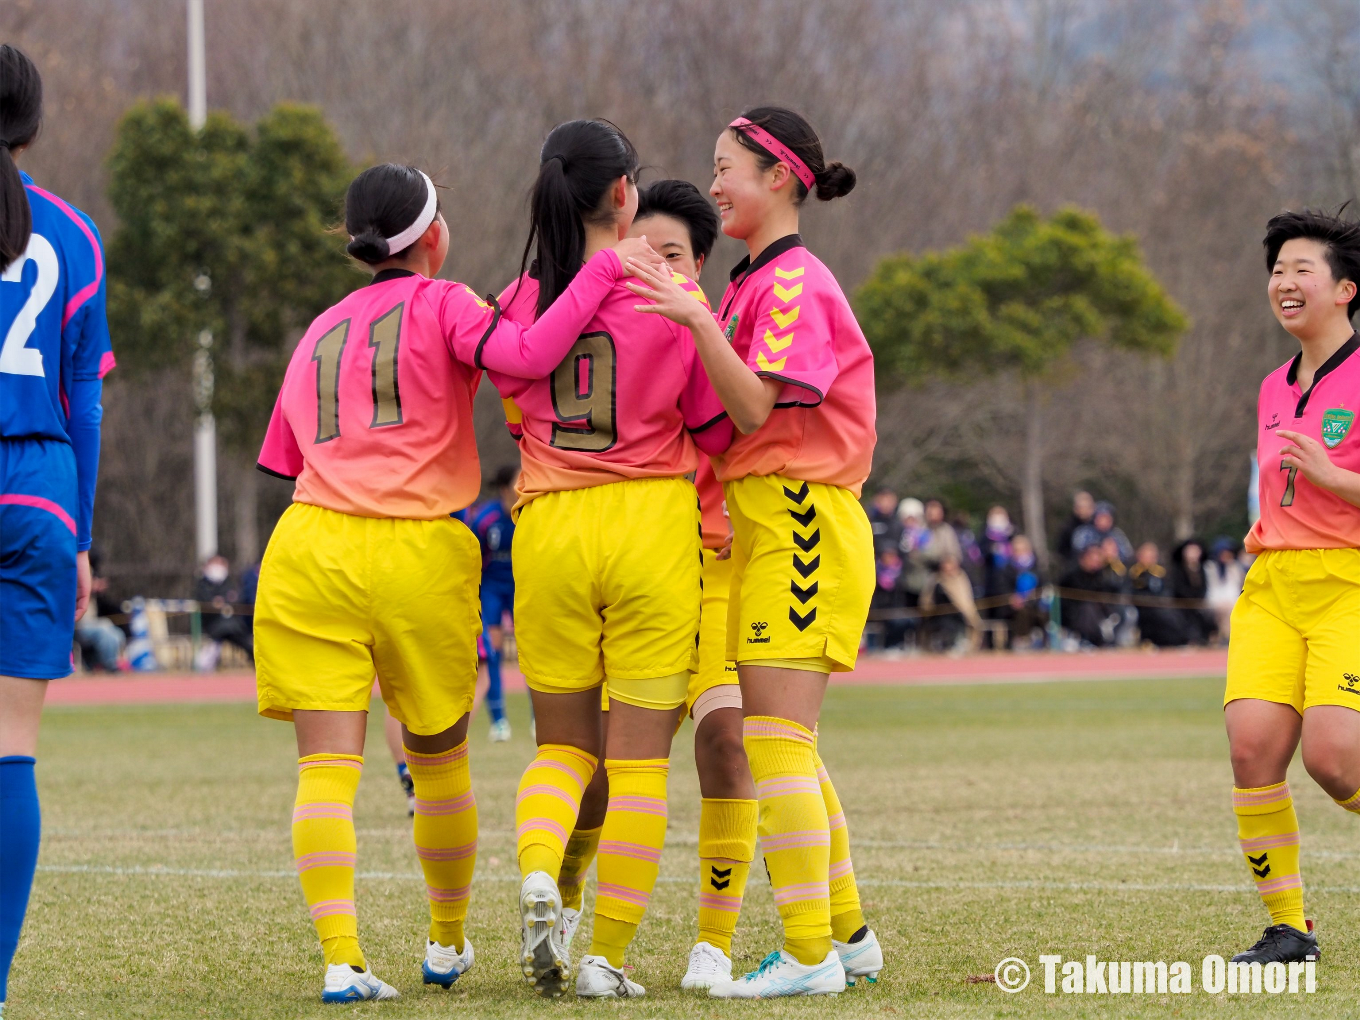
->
xmin=406 ymin=741 xmax=477 ymax=951
xmin=293 ymin=754 xmax=365 ymax=968
xmin=1234 ymin=782 xmax=1305 ymax=933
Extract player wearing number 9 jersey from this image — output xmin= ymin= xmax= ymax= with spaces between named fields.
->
xmin=0 ymin=46 xmax=114 ymax=1018
xmin=497 ymin=121 xmax=731 ymax=1001
xmin=252 ymin=163 xmax=652 ymax=1003
xmin=624 ymin=107 xmax=881 ymax=998
xmin=1222 ymin=210 xmax=1360 ymax=968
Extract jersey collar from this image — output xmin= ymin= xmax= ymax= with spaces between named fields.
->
xmin=1285 ymin=331 xmax=1360 ymax=416
xmin=369 ymin=268 xmax=417 ymax=286
xmin=18 ymin=170 xmax=32 ymax=185
xmin=721 ymin=233 xmax=804 ymax=320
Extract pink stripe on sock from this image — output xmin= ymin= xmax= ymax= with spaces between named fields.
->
xmin=1256 ymin=874 xmax=1303 ymax=895
xmin=517 ymin=818 xmax=568 ymax=844
xmin=1234 ymin=784 xmax=1291 ymax=809
xmin=415 ymin=790 xmax=476 ymax=815
xmin=298 ymin=757 xmax=362 ymax=773
xmin=405 ymin=743 xmax=469 ymax=769
xmin=608 ymin=795 xmax=667 ymax=816
xmin=0 ymin=494 xmax=77 ymax=535
xmin=597 ymin=840 xmax=663 ymax=863
xmin=699 ymin=891 xmax=743 ymax=912
xmin=309 ymin=899 xmax=356 ymax=920
xmin=516 ymin=784 xmax=579 ymax=809
xmin=292 ymin=802 xmax=353 ymax=823
xmin=596 ymin=882 xmax=651 ymax=907
xmin=756 ymin=776 xmax=821 ymax=798
xmin=744 ymin=719 xmax=814 ymax=743
xmin=829 ymin=859 xmax=855 ymax=880
xmin=427 ymin=884 xmax=472 ymax=903
xmin=295 ymin=851 xmax=356 ymax=873
xmin=827 ymin=811 xmax=846 ymax=830
xmin=816 ymin=765 xmax=831 ymax=783
xmin=416 ymin=842 xmax=477 ymax=862
xmin=531 ymin=758 xmax=591 ymax=790
xmin=772 ymin=880 xmax=830 ymax=906
xmin=761 ymin=829 xmax=831 ymax=852
xmin=1239 ymin=833 xmax=1300 ymax=853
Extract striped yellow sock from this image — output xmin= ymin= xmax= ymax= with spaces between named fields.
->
xmin=1234 ymin=782 xmax=1305 ymax=932
xmin=815 ymin=748 xmax=865 ymax=942
xmin=589 ymin=759 xmax=669 ymax=968
xmin=406 ymin=741 xmax=477 ymax=952
xmin=696 ymin=798 xmax=757 ymax=955
xmin=293 ymin=753 xmax=364 ymax=968
xmin=516 ymin=744 xmax=596 ymax=880
xmin=559 ymin=825 xmax=602 ymax=912
xmin=744 ymin=716 xmax=831 ymax=965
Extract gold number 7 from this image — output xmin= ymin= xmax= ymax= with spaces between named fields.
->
xmin=1279 ymin=461 xmax=1298 ymax=507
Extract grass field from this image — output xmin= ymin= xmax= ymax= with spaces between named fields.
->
xmin=10 ymin=676 xmax=1360 ymax=1018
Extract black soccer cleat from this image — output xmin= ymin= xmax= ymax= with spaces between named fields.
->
xmin=1231 ymin=923 xmax=1320 ymax=964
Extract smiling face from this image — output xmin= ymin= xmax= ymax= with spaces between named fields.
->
xmin=711 ymin=129 xmax=787 ymax=241
xmin=1270 ymin=237 xmax=1357 ymax=339
xmin=628 ymin=212 xmax=701 ymax=280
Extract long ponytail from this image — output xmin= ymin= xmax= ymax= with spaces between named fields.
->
xmin=0 ymin=45 xmax=42 ymax=273
xmin=517 ymin=119 xmax=639 ymax=318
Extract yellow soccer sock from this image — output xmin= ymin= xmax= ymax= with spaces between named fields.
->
xmin=406 ymin=741 xmax=477 ymax=951
xmin=559 ymin=825 xmax=603 ymax=912
xmin=293 ymin=753 xmax=365 ymax=968
xmin=516 ymin=744 xmax=597 ymax=881
xmin=744 ymin=717 xmax=832 ymax=965
xmin=1234 ymin=782 xmax=1306 ymax=932
xmin=696 ymin=798 xmax=757 ymax=955
xmin=590 ymin=759 xmax=669 ymax=968
xmin=814 ymin=746 xmax=865 ymax=942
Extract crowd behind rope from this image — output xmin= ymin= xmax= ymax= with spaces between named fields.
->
xmin=80 ymin=486 xmax=1248 ymax=675
xmin=865 ymin=488 xmax=1250 ymax=654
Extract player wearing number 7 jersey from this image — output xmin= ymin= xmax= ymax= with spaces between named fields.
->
xmin=1223 ymin=209 xmax=1360 ymax=969
xmin=0 ymin=46 xmax=115 ymax=1019
xmin=253 ymin=163 xmax=659 ymax=1003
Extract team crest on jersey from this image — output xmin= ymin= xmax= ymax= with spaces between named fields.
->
xmin=724 ymin=313 xmax=739 ymax=344
xmin=1322 ymin=408 xmax=1355 ymax=449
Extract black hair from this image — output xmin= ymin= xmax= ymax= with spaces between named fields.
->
xmin=344 ymin=163 xmax=439 ymax=265
xmin=492 ymin=464 xmax=518 ymax=490
xmin=730 ymin=106 xmax=855 ymax=204
xmin=0 ymin=45 xmax=42 ymax=273
xmin=518 ymin=119 xmax=639 ymax=318
xmin=1264 ymin=207 xmax=1360 ymax=320
xmin=635 ymin=179 xmax=720 ymax=265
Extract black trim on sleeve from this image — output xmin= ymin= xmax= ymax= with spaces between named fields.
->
xmin=1289 ymin=332 xmax=1360 ymax=417
xmin=473 ymin=294 xmax=504 ymax=370
xmin=256 ymin=462 xmax=298 ymax=481
xmin=369 ymin=268 xmax=417 ymax=286
xmin=687 ymin=410 xmax=730 ymax=433
xmin=720 ymin=233 xmax=805 ymax=321
xmin=756 ymin=371 xmax=825 ymax=409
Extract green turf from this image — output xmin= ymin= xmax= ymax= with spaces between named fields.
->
xmin=9 ymin=677 xmax=1358 ymax=1017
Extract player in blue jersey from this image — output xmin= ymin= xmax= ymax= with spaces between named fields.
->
xmin=0 ymin=46 xmax=114 ymax=1019
xmin=471 ymin=465 xmax=519 ymax=742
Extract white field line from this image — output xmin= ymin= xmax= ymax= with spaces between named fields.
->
xmin=35 ymin=863 xmax=1360 ymax=896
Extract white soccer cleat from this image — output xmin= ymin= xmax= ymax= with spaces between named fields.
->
xmin=576 ymin=954 xmax=645 ymax=998
xmin=681 ymin=940 xmax=733 ymax=990
xmin=835 ymin=928 xmax=883 ymax=985
xmin=489 ymin=718 xmax=512 ymax=743
xmin=708 ymin=949 xmax=845 ymax=998
xmin=558 ymin=905 xmax=582 ymax=950
xmin=422 ymin=937 xmax=474 ymax=988
xmin=321 ymin=963 xmax=400 ymax=1003
xmin=519 ymin=870 xmax=570 ymax=997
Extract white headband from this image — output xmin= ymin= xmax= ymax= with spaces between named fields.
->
xmin=380 ymin=171 xmax=437 ymax=254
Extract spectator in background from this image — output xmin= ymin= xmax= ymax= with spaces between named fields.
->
xmin=952 ymin=509 xmax=984 ymax=596
xmin=897 ymin=497 xmax=932 ymax=604
xmin=1058 ymin=543 xmax=1125 ymax=647
xmin=981 ymin=505 xmax=1014 ymax=603
xmin=1205 ymin=537 xmax=1246 ymax=642
xmin=1169 ymin=538 xmax=1214 ymax=645
xmin=1006 ymin=534 xmax=1046 ymax=647
xmin=74 ymin=548 xmax=125 ymax=672
xmin=868 ymin=488 xmax=902 ymax=554
xmin=872 ymin=546 xmax=913 ymax=649
xmin=922 ymin=498 xmax=962 ymax=566
xmin=1056 ymin=490 xmax=1096 ymax=565
xmin=1072 ymin=500 xmax=1134 ymax=564
xmin=919 ymin=555 xmax=981 ymax=652
xmin=1129 ymin=542 xmax=1185 ymax=647
xmin=193 ymin=554 xmax=254 ymax=668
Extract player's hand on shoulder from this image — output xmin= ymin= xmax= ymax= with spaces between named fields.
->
xmin=611 ymin=235 xmax=665 ymax=275
xmin=1278 ymin=429 xmax=1342 ymax=490
xmin=623 ymin=256 xmax=705 ymax=328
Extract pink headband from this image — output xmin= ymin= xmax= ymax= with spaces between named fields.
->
xmin=728 ymin=117 xmax=816 ymax=191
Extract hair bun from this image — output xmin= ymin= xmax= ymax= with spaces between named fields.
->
xmin=347 ymin=230 xmax=390 ymax=264
xmin=815 ymin=161 xmax=856 ymax=201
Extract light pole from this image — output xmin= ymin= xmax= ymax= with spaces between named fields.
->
xmin=187 ymin=0 xmax=217 ymax=563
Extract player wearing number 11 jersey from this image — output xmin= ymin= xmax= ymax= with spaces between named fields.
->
xmin=1224 ymin=209 xmax=1360 ymax=968
xmin=253 ymin=163 xmax=653 ymax=1003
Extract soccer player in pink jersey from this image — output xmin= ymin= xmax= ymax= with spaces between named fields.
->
xmin=624 ymin=107 xmax=882 ymax=998
xmin=1223 ymin=209 xmax=1360 ymax=967
xmin=252 ymin=162 xmax=659 ymax=1003
xmin=495 ymin=121 xmax=732 ymax=1000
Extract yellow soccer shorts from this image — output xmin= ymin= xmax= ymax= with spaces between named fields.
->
xmin=514 ymin=476 xmax=701 ymax=710
xmin=1225 ymin=548 xmax=1360 ymax=713
xmin=687 ymin=546 xmax=741 ymax=723
xmin=255 ymin=502 xmax=481 ymax=735
xmin=724 ymin=474 xmax=874 ymax=672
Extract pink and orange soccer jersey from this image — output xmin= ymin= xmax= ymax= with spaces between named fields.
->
xmin=1247 ymin=335 xmax=1360 ymax=552
xmin=492 ymin=270 xmax=731 ymax=506
xmin=257 ymin=252 xmax=623 ymax=518
xmin=712 ymin=234 xmax=876 ymax=495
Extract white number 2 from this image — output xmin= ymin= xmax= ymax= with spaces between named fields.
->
xmin=0 ymin=232 xmax=59 ymax=377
